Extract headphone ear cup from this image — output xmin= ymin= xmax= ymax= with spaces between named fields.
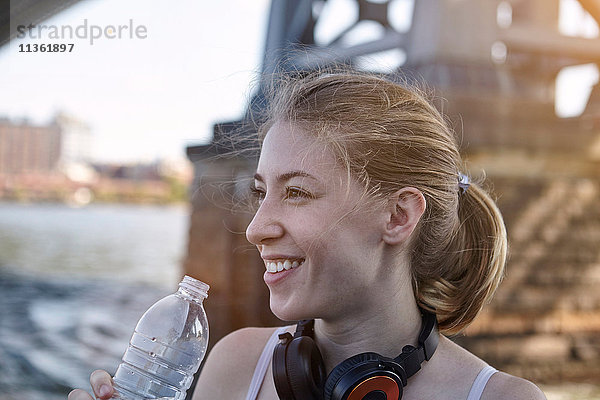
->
xmin=273 ymin=333 xmax=295 ymax=400
xmin=324 ymin=353 xmax=404 ymax=400
xmin=324 ymin=353 xmax=381 ymax=400
xmin=285 ymin=336 xmax=327 ymax=399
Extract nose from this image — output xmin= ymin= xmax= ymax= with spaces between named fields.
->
xmin=246 ymin=200 xmax=285 ymax=245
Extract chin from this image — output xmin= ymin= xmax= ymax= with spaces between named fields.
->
xmin=269 ymin=295 xmax=313 ymax=323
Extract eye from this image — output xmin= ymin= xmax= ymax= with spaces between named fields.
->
xmin=249 ymin=185 xmax=266 ymax=203
xmin=285 ymin=186 xmax=313 ymax=200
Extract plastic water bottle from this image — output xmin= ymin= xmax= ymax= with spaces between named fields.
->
xmin=111 ymin=275 xmax=209 ymax=400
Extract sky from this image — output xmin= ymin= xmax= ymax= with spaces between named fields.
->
xmin=0 ymin=0 xmax=598 ymax=163
xmin=0 ymin=0 xmax=270 ymax=163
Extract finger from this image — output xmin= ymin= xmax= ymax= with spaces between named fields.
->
xmin=90 ymin=369 xmax=114 ymax=399
xmin=67 ymin=389 xmax=94 ymax=400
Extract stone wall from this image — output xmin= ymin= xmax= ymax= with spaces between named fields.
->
xmin=455 ymin=165 xmax=600 ymax=384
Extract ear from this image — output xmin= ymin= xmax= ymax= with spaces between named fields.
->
xmin=382 ymin=187 xmax=426 ymax=246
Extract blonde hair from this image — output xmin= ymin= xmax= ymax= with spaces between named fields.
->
xmin=258 ymin=69 xmax=507 ymax=335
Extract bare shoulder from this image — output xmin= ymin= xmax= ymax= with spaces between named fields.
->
xmin=424 ymin=337 xmax=545 ymax=400
xmin=192 ymin=326 xmax=285 ymax=400
xmin=482 ymin=372 xmax=547 ymax=400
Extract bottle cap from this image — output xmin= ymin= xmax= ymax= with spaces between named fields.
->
xmin=179 ymin=275 xmax=210 ymax=299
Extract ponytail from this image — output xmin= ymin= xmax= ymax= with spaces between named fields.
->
xmin=414 ymin=181 xmax=507 ymax=335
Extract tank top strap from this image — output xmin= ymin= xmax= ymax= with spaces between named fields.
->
xmin=466 ymin=365 xmax=498 ymax=400
xmin=245 ymin=326 xmax=289 ymax=400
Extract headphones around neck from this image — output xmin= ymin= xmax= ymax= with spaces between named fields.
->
xmin=272 ymin=310 xmax=438 ymax=400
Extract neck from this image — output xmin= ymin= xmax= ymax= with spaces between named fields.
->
xmin=313 ymin=293 xmax=423 ymax=374
xmin=310 ymin=248 xmax=426 ymax=374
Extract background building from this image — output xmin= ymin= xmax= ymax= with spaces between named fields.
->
xmin=0 ymin=113 xmax=91 ymax=175
xmin=55 ymin=112 xmax=92 ymax=166
xmin=0 ymin=117 xmax=61 ymax=174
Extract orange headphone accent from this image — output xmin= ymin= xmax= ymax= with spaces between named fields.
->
xmin=346 ymin=376 xmax=400 ymax=399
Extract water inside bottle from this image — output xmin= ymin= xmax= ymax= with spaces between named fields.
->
xmin=112 ymin=331 xmax=207 ymax=399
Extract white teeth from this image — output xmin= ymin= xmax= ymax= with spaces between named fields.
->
xmin=265 ymin=259 xmax=304 ymax=273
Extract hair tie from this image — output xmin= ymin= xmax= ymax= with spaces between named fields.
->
xmin=458 ymin=173 xmax=470 ymax=195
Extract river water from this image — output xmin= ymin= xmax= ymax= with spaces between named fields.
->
xmin=0 ymin=202 xmax=190 ymax=400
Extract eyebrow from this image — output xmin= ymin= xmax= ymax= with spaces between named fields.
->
xmin=253 ymin=170 xmax=318 ymax=183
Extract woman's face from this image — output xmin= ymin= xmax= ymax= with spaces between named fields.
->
xmin=246 ymin=122 xmax=389 ymax=322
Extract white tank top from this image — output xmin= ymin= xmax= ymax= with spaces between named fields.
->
xmin=245 ymin=328 xmax=498 ymax=400
xmin=244 ymin=326 xmax=288 ymax=400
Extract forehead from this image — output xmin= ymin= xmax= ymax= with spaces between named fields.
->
xmin=257 ymin=122 xmax=339 ymax=178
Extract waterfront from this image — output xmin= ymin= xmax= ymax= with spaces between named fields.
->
xmin=0 ymin=202 xmax=188 ymax=399
xmin=0 ymin=202 xmax=189 ymax=287
xmin=0 ymin=201 xmax=598 ymax=399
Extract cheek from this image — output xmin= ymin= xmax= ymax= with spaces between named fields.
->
xmin=289 ymin=201 xmax=382 ymax=261
xmin=301 ymin=220 xmax=379 ymax=271
xmin=325 ymin=216 xmax=384 ymax=272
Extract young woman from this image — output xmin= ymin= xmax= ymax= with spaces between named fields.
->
xmin=69 ymin=70 xmax=546 ymax=400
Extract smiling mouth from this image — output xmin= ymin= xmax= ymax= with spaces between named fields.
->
xmin=265 ymin=259 xmax=305 ymax=273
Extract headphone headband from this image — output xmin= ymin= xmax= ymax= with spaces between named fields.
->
xmin=419 ymin=310 xmax=439 ymax=361
xmin=393 ymin=310 xmax=438 ymax=379
xmin=294 ymin=319 xmax=316 ymax=338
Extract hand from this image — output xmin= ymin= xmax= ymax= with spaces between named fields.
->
xmin=68 ymin=370 xmax=114 ymax=400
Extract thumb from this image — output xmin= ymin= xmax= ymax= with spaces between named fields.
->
xmin=90 ymin=369 xmax=114 ymax=399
